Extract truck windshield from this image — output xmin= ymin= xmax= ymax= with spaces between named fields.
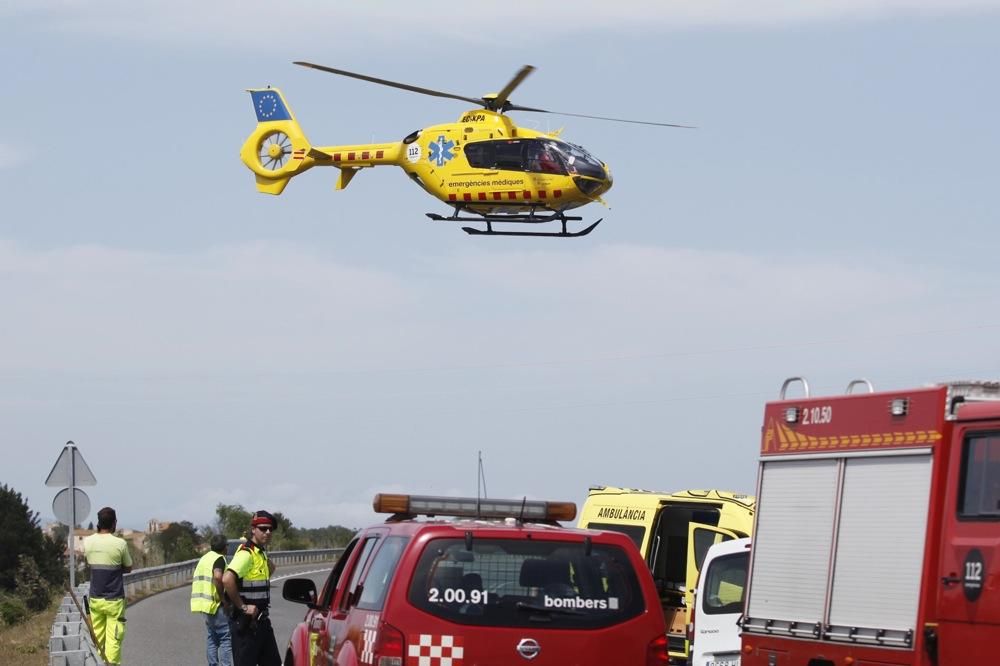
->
xmin=407 ymin=537 xmax=644 ymax=628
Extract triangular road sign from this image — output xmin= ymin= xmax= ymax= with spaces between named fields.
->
xmin=45 ymin=441 xmax=97 ymax=487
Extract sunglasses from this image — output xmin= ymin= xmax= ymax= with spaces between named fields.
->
xmin=255 ymin=525 xmax=273 ymax=533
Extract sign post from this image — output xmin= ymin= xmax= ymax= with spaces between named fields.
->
xmin=46 ymin=441 xmax=97 ymax=588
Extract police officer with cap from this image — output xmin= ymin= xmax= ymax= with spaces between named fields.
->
xmin=222 ymin=511 xmax=280 ymax=666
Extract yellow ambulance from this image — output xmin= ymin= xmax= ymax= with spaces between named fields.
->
xmin=578 ymin=487 xmax=755 ymax=663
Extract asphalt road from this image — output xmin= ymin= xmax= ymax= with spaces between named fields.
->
xmin=123 ymin=564 xmax=332 ymax=665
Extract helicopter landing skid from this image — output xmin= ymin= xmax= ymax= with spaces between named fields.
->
xmin=425 ymin=210 xmax=601 ymax=238
xmin=461 ymin=220 xmax=601 ymax=238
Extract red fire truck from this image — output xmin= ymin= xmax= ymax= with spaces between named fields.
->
xmin=741 ymin=377 xmax=1000 ymax=666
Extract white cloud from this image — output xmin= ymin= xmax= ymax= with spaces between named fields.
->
xmin=8 ymin=0 xmax=1000 ymax=48
xmin=0 ymin=238 xmax=983 ymax=379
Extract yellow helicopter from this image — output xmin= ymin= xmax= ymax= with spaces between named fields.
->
xmin=240 ymin=63 xmax=691 ymax=237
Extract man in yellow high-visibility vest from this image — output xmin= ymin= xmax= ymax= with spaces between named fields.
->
xmin=223 ymin=510 xmax=279 ymax=666
xmin=191 ymin=534 xmax=232 ymax=666
xmin=83 ymin=506 xmax=133 ymax=665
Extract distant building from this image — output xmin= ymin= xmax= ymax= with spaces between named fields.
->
xmin=147 ymin=519 xmax=172 ymax=533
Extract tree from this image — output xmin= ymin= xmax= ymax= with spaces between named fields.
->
xmin=15 ymin=555 xmax=51 ymax=611
xmin=0 ymin=484 xmax=63 ymax=592
xmin=269 ymin=512 xmax=307 ymax=551
xmin=152 ymin=521 xmax=202 ymax=563
xmin=211 ymin=503 xmax=355 ymax=551
xmin=293 ymin=525 xmax=356 ymax=549
xmin=215 ymin=504 xmax=252 ymax=539
xmin=51 ymin=523 xmax=69 ymax=546
xmin=126 ymin=538 xmax=152 ymax=570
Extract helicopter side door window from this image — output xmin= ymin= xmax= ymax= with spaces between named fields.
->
xmin=493 ymin=141 xmax=525 ymax=171
xmin=464 ymin=142 xmax=495 ymax=169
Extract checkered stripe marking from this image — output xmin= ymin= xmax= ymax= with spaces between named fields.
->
xmin=407 ymin=634 xmax=464 ymax=666
xmin=360 ymin=628 xmax=375 ymax=664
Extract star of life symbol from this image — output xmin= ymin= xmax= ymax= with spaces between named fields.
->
xmin=257 ymin=92 xmax=281 ymax=119
xmin=428 ymin=135 xmax=455 ymax=167
xmin=407 ymin=634 xmax=464 ymax=666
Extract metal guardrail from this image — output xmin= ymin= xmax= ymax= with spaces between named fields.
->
xmin=49 ymin=548 xmax=341 ymax=665
xmin=123 ymin=548 xmax=341 ymax=599
xmin=49 ymin=583 xmax=100 ymax=666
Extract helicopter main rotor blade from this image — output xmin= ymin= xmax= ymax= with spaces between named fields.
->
xmin=491 ymin=65 xmax=535 ymax=111
xmin=506 ymin=104 xmax=696 ymax=128
xmin=293 ymin=61 xmax=484 ymax=107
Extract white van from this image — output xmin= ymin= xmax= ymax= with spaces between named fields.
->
xmin=690 ymin=537 xmax=750 ymax=666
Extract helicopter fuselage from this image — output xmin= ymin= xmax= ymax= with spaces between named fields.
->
xmin=305 ymin=110 xmax=613 ymax=214
xmin=241 ymin=97 xmax=612 ymax=216
xmin=393 ymin=110 xmax=613 ymax=215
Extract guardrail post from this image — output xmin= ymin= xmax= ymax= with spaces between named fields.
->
xmin=49 ymin=584 xmax=102 ymax=666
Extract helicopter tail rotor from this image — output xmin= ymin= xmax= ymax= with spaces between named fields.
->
xmin=240 ymin=88 xmax=315 ymax=195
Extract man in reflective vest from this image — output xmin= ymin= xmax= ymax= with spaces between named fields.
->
xmin=223 ymin=510 xmax=280 ymax=666
xmin=83 ymin=506 xmax=133 ymax=665
xmin=191 ymin=534 xmax=233 ymax=666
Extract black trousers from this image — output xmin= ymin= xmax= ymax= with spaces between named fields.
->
xmin=230 ymin=616 xmax=281 ymax=666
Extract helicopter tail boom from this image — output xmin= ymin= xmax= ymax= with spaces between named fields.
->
xmin=240 ymin=87 xmax=403 ymax=195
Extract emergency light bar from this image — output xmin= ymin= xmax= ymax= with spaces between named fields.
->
xmin=372 ymin=493 xmax=577 ymax=522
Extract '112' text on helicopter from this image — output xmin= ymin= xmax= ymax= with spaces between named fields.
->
xmin=240 ymin=63 xmax=691 ymax=238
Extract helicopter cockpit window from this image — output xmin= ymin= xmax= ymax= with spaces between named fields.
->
xmin=550 ymin=142 xmax=605 ymax=179
xmin=525 ymin=141 xmax=567 ymax=175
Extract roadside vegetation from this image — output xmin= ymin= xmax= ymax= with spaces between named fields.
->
xmin=0 ymin=481 xmax=355 ymax=662
xmin=0 ymin=594 xmax=60 ymax=666
xmin=0 ymin=484 xmax=65 ymax=664
xmin=133 ymin=503 xmax=355 ymax=567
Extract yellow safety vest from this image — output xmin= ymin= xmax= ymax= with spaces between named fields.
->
xmin=227 ymin=542 xmax=271 ymax=609
xmin=190 ymin=550 xmax=226 ymax=614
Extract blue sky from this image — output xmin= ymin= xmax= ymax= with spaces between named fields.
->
xmin=3 ymin=1 xmax=999 ymax=531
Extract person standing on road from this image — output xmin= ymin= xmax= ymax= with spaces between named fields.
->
xmin=83 ymin=506 xmax=133 ymax=665
xmin=191 ymin=534 xmax=233 ymax=666
xmin=223 ymin=511 xmax=280 ymax=666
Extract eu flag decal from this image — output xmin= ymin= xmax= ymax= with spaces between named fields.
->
xmin=251 ymin=90 xmax=291 ymax=122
